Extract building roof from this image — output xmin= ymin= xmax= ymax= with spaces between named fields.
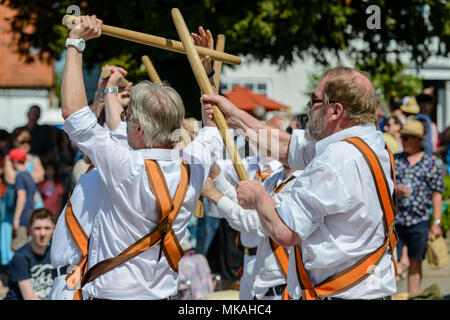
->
xmin=0 ymin=5 xmax=54 ymax=88
xmin=223 ymin=86 xmax=290 ymax=112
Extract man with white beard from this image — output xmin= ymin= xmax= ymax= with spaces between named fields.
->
xmin=200 ymin=67 xmax=398 ymax=300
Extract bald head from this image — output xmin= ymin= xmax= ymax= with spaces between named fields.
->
xmin=318 ymin=67 xmax=378 ymax=126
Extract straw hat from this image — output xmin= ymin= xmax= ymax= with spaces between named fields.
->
xmin=400 ymin=120 xmax=424 ymax=139
xmin=400 ymin=96 xmax=420 ymax=114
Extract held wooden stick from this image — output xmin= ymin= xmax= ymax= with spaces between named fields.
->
xmin=171 ymin=8 xmax=248 ymax=181
xmin=141 ymin=55 xmax=162 ymax=83
xmin=62 ymin=15 xmax=241 ymax=65
xmin=213 ymin=34 xmax=225 ymax=89
xmin=100 ymin=69 xmax=129 ymax=87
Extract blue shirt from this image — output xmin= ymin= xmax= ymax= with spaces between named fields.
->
xmin=394 ymin=152 xmax=445 ymax=226
xmin=15 ymin=170 xmax=37 ymax=226
xmin=4 ymin=243 xmax=53 ymax=300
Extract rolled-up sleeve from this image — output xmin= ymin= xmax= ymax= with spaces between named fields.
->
xmin=288 ymin=130 xmax=316 ymax=170
xmin=276 ymin=160 xmax=351 ymax=240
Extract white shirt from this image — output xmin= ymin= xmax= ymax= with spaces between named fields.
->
xmin=216 ymin=155 xmax=282 ymax=299
xmin=63 ymin=106 xmax=223 ymax=299
xmin=277 ymin=125 xmax=397 ymax=299
xmin=47 ymin=122 xmax=128 ymax=300
xmin=214 ymin=167 xmax=301 ymax=299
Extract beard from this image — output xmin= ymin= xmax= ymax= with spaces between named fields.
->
xmin=305 ymin=104 xmax=328 ymax=141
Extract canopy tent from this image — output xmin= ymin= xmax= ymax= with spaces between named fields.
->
xmin=223 ymin=86 xmax=290 ymax=112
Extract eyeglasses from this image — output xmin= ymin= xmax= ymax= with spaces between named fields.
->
xmin=310 ymin=92 xmax=338 ymax=107
xmin=18 ymin=140 xmax=30 ymax=145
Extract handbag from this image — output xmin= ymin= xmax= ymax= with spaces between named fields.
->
xmin=426 ymin=235 xmax=449 ymax=269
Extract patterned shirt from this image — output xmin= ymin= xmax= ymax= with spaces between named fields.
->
xmin=394 ymin=152 xmax=445 ymax=227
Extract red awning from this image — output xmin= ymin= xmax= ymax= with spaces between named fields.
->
xmin=223 ymin=86 xmax=289 ymax=112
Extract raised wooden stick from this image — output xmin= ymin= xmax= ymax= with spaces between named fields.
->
xmin=100 ymin=69 xmax=129 ymax=87
xmin=141 ymin=55 xmax=162 ymax=83
xmin=213 ymin=34 xmax=225 ymax=89
xmin=62 ymin=15 xmax=241 ymax=65
xmin=171 ymin=8 xmax=248 ymax=181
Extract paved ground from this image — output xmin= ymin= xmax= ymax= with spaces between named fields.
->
xmin=395 ymin=230 xmax=450 ymax=300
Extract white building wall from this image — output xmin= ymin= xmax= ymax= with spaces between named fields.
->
xmin=0 ymin=88 xmax=63 ymax=132
xmin=221 ymin=56 xmax=321 ymax=115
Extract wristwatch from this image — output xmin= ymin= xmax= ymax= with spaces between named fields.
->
xmin=433 ymin=219 xmax=442 ymax=226
xmin=65 ymin=38 xmax=86 ymax=52
xmin=102 ymin=87 xmax=119 ymax=95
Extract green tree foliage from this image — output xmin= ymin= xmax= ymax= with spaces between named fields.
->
xmin=3 ymin=0 xmax=450 ymax=118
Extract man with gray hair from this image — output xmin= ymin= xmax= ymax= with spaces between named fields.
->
xmin=201 ymin=66 xmax=398 ymax=300
xmin=61 ymin=15 xmax=223 ymax=299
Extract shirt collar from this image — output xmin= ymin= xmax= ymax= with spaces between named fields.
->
xmin=315 ymin=124 xmax=377 ymax=154
xmin=137 ymin=148 xmax=180 ymax=161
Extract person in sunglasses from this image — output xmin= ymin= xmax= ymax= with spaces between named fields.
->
xmin=394 ymin=119 xmax=444 ymax=294
xmin=201 ymin=66 xmax=398 ymax=300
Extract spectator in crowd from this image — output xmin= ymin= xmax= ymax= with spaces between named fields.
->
xmin=38 ymin=160 xmax=65 ymax=218
xmin=416 ymin=93 xmax=438 ymax=154
xmin=12 ymin=105 xmax=53 ymax=158
xmin=382 ymin=116 xmax=403 ymax=154
xmin=4 ymin=208 xmax=54 ymax=300
xmin=394 ymin=120 xmax=445 ymax=294
xmin=400 ymin=96 xmax=420 ymax=124
xmin=9 ymin=148 xmax=38 ymax=251
xmin=4 ymin=128 xmax=45 ymax=187
xmin=390 ymin=97 xmax=405 ymax=125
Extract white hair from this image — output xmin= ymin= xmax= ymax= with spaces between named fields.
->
xmin=129 ymin=81 xmax=185 ymax=147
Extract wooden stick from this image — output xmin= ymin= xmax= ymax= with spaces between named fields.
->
xmin=100 ymin=69 xmax=129 ymax=87
xmin=213 ymin=34 xmax=225 ymax=89
xmin=62 ymin=15 xmax=241 ymax=65
xmin=171 ymin=8 xmax=248 ymax=181
xmin=141 ymin=55 xmax=162 ymax=83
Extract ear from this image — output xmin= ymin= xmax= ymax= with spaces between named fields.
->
xmin=136 ymin=122 xmax=144 ymax=138
xmin=330 ymin=102 xmax=344 ymax=121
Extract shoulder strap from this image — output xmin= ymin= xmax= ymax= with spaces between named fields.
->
xmin=80 ymin=159 xmax=190 ymax=288
xmin=293 ymin=137 xmax=398 ymax=300
xmin=65 ymin=164 xmax=95 ymax=300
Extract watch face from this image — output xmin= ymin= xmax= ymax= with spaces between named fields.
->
xmin=78 ymin=39 xmax=86 ymax=51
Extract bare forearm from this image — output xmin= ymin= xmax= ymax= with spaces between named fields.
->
xmin=14 ymin=197 xmax=26 ymax=222
xmin=61 ymin=47 xmax=87 ymax=119
xmin=229 ymin=109 xmax=291 ymax=165
xmin=4 ymin=158 xmax=16 ymax=184
xmin=254 ymin=190 xmax=298 ymax=246
xmin=432 ymin=192 xmax=442 ymax=221
xmin=104 ymin=94 xmax=123 ymax=131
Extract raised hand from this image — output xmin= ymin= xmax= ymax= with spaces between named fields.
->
xmin=69 ymin=15 xmax=103 ymax=41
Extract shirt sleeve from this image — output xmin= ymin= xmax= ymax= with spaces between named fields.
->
xmin=9 ymin=253 xmax=31 ymax=282
xmin=14 ymin=173 xmax=26 ymax=191
xmin=287 ymin=130 xmax=316 ymax=170
xmin=427 ymin=157 xmax=445 ymax=193
xmin=182 ymin=126 xmax=224 ymax=187
xmin=213 ymin=171 xmax=238 ymax=200
xmin=276 ymin=159 xmax=351 ymax=240
xmin=63 ymin=106 xmax=135 ymax=188
xmin=216 ymin=196 xmax=267 ymax=237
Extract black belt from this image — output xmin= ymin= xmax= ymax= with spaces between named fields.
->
xmin=264 ymin=284 xmax=286 ymax=297
xmin=244 ymin=247 xmax=257 ymax=256
xmin=51 ymin=265 xmax=70 ymax=280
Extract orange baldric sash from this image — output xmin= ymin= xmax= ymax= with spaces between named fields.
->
xmin=270 ymin=174 xmax=296 ymax=300
xmin=64 ymin=164 xmax=95 ymax=300
xmin=294 ymin=137 xmax=398 ymax=300
xmin=76 ymin=160 xmax=190 ymax=296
